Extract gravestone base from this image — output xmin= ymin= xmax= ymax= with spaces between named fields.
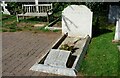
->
xmin=30 ymin=64 xmax=76 ymax=76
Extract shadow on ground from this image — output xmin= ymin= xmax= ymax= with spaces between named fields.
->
xmin=19 ymin=17 xmax=48 ymax=22
xmin=92 ymin=28 xmax=113 ymax=37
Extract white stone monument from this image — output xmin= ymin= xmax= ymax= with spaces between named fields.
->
xmin=62 ymin=5 xmax=93 ymax=38
xmin=114 ymin=19 xmax=120 ymax=41
xmin=1 ymin=1 xmax=10 ymax=15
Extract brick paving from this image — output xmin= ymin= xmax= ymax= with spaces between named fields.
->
xmin=2 ymin=31 xmax=61 ymax=76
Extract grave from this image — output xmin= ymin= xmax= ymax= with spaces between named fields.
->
xmin=30 ymin=5 xmax=93 ymax=76
xmin=112 ymin=19 xmax=120 ymax=43
xmin=1 ymin=1 xmax=10 ymax=15
xmin=108 ymin=5 xmax=120 ymax=23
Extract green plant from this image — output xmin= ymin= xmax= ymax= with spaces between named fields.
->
xmin=53 ymin=29 xmax=59 ymax=32
xmin=36 ymin=27 xmax=50 ymax=32
xmin=2 ymin=29 xmax=8 ymax=32
xmin=7 ymin=2 xmax=22 ymax=15
xmin=43 ymin=28 xmax=50 ymax=32
xmin=16 ymin=28 xmax=22 ymax=31
xmin=60 ymin=44 xmax=74 ymax=51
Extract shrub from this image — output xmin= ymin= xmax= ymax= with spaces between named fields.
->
xmin=6 ymin=2 xmax=22 ymax=15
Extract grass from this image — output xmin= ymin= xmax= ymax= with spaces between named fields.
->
xmin=36 ymin=26 xmax=49 ymax=31
xmin=79 ymin=27 xmax=118 ymax=76
xmin=2 ymin=14 xmax=60 ymax=33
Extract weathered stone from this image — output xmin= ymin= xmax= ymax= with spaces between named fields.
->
xmin=44 ymin=49 xmax=71 ymax=68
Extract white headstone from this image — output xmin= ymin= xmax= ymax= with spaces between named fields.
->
xmin=62 ymin=5 xmax=93 ymax=38
xmin=1 ymin=1 xmax=10 ymax=15
xmin=114 ymin=19 xmax=120 ymax=40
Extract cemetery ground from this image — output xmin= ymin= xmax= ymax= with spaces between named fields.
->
xmin=1 ymin=14 xmax=61 ymax=33
xmin=2 ymin=14 xmax=119 ymax=76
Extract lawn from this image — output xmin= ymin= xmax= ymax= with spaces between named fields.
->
xmin=79 ymin=27 xmax=119 ymax=76
xmin=2 ymin=14 xmax=61 ymax=33
xmin=2 ymin=14 xmax=53 ymax=32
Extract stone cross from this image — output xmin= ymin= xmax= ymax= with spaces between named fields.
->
xmin=1 ymin=1 xmax=10 ymax=15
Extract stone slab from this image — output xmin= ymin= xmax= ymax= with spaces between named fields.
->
xmin=30 ymin=64 xmax=76 ymax=76
xmin=44 ymin=49 xmax=71 ymax=68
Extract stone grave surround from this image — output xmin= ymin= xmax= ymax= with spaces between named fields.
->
xmin=30 ymin=5 xmax=92 ymax=76
xmin=62 ymin=5 xmax=93 ymax=38
xmin=1 ymin=1 xmax=10 ymax=15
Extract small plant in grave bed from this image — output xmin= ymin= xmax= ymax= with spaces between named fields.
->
xmin=60 ymin=38 xmax=81 ymax=52
xmin=60 ymin=43 xmax=74 ymax=51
